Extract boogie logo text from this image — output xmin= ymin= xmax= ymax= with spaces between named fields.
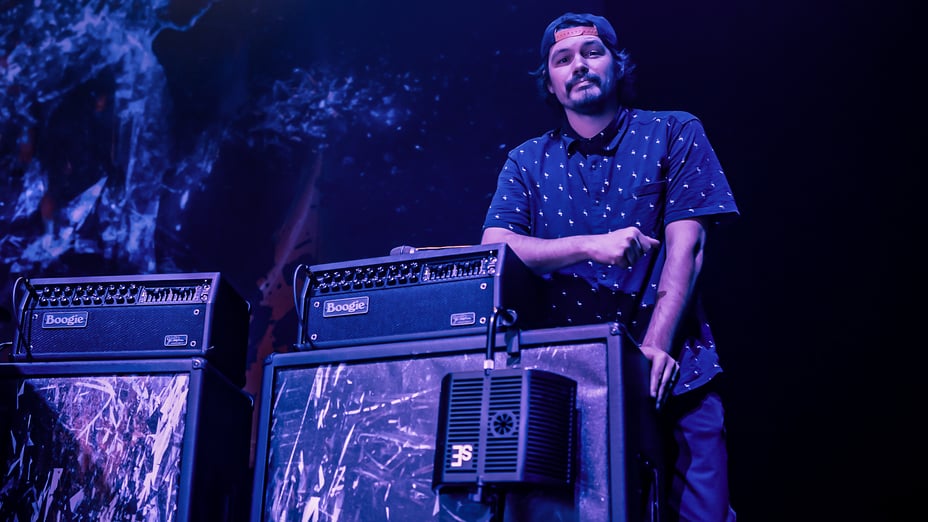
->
xmin=321 ymin=296 xmax=370 ymax=317
xmin=41 ymin=311 xmax=89 ymax=328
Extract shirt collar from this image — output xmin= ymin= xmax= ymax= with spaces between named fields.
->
xmin=557 ymin=107 xmax=629 ymax=156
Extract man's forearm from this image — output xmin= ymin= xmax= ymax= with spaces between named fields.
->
xmin=481 ymin=227 xmax=589 ymax=274
xmin=640 ymin=219 xmax=706 ymax=354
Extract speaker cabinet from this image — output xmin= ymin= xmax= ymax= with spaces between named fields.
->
xmin=250 ymin=323 xmax=662 ymax=522
xmin=0 ymin=358 xmax=254 ymax=522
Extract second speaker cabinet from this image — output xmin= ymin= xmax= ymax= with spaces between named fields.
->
xmin=0 ymin=357 xmax=254 ymax=522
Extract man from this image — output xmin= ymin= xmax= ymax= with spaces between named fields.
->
xmin=481 ymin=12 xmax=738 ymax=522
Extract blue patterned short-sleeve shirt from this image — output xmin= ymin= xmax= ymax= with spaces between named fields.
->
xmin=483 ymin=107 xmax=739 ymax=394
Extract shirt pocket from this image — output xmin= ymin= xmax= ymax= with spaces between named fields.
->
xmin=632 ymin=179 xmax=667 ymax=198
xmin=624 ymin=180 xmax=667 ymax=234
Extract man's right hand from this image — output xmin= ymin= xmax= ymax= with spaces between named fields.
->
xmin=585 ymin=227 xmax=660 ymax=268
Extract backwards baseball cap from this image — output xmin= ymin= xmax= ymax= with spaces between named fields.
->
xmin=539 ymin=12 xmax=619 ymax=61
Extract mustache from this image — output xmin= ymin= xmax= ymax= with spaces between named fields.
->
xmin=567 ymin=74 xmax=601 ymax=91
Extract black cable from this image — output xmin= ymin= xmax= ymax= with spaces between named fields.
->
xmin=485 ymin=310 xmax=498 ymax=369
xmin=291 ymin=264 xmax=304 ymax=321
xmin=484 ymin=307 xmax=517 ymax=373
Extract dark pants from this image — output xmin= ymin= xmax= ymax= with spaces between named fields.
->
xmin=660 ymin=378 xmax=737 ymax=522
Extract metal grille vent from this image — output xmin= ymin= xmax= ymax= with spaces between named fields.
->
xmin=433 ymin=368 xmax=577 ymax=490
xmin=442 ymin=376 xmax=483 ymax=475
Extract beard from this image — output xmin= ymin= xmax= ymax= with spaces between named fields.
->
xmin=564 ymin=75 xmax=613 ymax=114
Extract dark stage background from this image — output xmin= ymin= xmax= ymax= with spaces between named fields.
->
xmin=0 ymin=0 xmax=918 ymax=520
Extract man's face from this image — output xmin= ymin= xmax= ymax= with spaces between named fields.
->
xmin=546 ymin=34 xmax=617 ymax=114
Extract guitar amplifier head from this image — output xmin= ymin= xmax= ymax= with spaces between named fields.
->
xmin=9 ymin=272 xmax=250 ymax=387
xmin=295 ymin=244 xmax=542 ymax=349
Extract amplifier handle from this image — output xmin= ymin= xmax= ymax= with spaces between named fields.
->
xmin=292 ymin=264 xmax=313 ymax=345
xmin=12 ymin=276 xmax=40 ymax=360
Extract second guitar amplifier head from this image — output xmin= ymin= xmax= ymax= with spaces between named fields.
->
xmin=9 ymin=272 xmax=250 ymax=387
